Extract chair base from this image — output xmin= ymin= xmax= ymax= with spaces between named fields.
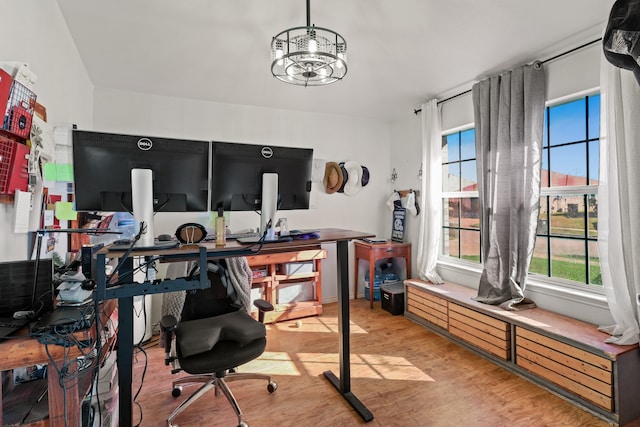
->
xmin=167 ymin=371 xmax=277 ymax=427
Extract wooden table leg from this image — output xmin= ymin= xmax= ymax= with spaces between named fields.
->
xmin=48 ymin=360 xmax=80 ymax=427
xmin=354 ymin=254 xmax=359 ymax=300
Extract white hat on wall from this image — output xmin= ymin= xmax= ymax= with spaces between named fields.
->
xmin=343 ymin=161 xmax=363 ymax=195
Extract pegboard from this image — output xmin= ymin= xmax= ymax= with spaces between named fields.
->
xmin=0 ymin=135 xmax=29 ymax=194
xmin=1 ymin=79 xmax=36 ymax=139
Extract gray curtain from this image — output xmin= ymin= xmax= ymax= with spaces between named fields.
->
xmin=472 ymin=63 xmax=546 ymax=310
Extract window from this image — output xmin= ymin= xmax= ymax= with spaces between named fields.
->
xmin=441 ymin=128 xmax=480 ymax=263
xmin=440 ymin=94 xmax=601 ymax=289
xmin=533 ymin=94 xmax=601 ymax=287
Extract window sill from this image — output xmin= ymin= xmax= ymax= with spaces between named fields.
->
xmin=435 ymin=258 xmax=612 ymax=325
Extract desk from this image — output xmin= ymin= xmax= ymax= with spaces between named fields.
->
xmin=353 ymin=240 xmax=411 ymax=309
xmin=0 ymin=300 xmax=117 ymax=427
xmin=96 ymin=228 xmax=375 ymax=425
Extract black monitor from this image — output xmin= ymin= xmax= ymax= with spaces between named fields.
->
xmin=72 ymin=130 xmax=210 ymax=248
xmin=210 ymin=141 xmax=313 ymax=235
xmin=0 ymin=259 xmax=54 ymax=318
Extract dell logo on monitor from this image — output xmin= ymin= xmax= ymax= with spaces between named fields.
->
xmin=137 ymin=138 xmax=153 ymax=151
xmin=261 ymin=146 xmax=273 ymax=159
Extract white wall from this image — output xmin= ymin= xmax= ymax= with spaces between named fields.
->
xmin=0 ymin=1 xmax=94 ymax=261
xmin=389 ymin=31 xmax=614 ymax=326
xmin=387 ymin=114 xmax=422 ymax=277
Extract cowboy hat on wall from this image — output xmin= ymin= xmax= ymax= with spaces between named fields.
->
xmin=323 ymin=161 xmax=369 ymax=195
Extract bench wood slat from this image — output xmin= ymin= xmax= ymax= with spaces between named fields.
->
xmin=517 ymin=328 xmax=612 ymax=371
xmin=517 ymin=345 xmax=611 ymax=396
xmin=517 ymin=357 xmax=612 ymax=411
xmin=449 ymin=307 xmax=509 ymax=340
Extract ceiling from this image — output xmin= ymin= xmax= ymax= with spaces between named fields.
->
xmin=56 ymin=0 xmax=614 ymax=122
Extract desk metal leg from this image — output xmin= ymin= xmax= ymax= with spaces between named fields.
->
xmin=323 ymin=240 xmax=374 ymax=422
xmin=118 ymin=296 xmax=134 ymax=426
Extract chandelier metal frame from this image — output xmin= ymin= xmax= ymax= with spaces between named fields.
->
xmin=270 ymin=0 xmax=347 ymax=86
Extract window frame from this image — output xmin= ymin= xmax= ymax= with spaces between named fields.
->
xmin=437 ymin=89 xmax=604 ymax=297
xmin=532 ymin=89 xmax=602 ymax=294
xmin=440 ymin=123 xmax=481 ymax=266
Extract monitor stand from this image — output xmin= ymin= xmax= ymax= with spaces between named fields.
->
xmin=129 ymin=168 xmax=179 ymax=251
xmin=260 ymin=172 xmax=278 ymax=239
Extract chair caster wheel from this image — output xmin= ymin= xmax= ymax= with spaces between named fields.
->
xmin=267 ymin=381 xmax=278 ymax=393
xmin=238 ymin=422 xmax=249 ymax=427
xmin=171 ymin=386 xmax=182 ymax=397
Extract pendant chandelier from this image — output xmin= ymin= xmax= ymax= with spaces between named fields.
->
xmin=270 ymin=0 xmax=347 ymax=86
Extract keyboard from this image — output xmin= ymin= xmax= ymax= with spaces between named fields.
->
xmin=218 ymin=231 xmax=262 ymax=240
xmin=237 ymin=235 xmax=293 ymax=244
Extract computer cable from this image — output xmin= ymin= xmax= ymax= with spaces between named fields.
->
xmin=246 ymin=227 xmax=269 ymax=253
xmin=108 ymin=254 xmax=158 ymax=287
xmin=19 ymin=387 xmax=47 ymax=425
xmin=93 ymin=301 xmax=118 ymax=426
xmin=86 ymin=298 xmax=105 ymax=427
xmin=83 ymin=300 xmax=118 ymax=427
xmin=107 ymin=221 xmax=146 ymax=285
xmin=132 ymin=342 xmax=148 ymax=427
xmin=41 ymin=331 xmax=97 ymax=427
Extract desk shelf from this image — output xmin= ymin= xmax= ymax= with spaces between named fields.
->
xmin=247 ymin=248 xmax=327 ymax=323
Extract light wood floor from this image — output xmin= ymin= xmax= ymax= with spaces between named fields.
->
xmin=132 ymin=299 xmax=634 ymax=427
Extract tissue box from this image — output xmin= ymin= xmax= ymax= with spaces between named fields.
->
xmin=277 ymin=281 xmax=314 ymax=304
xmin=279 ymin=262 xmax=314 ymax=275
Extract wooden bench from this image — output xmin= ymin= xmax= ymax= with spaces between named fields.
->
xmin=404 ymin=279 xmax=640 ymax=426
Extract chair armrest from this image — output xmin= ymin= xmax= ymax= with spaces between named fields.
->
xmin=160 ymin=315 xmax=178 ymax=358
xmin=253 ymin=298 xmax=274 ymax=323
xmin=253 ymin=299 xmax=274 ymax=312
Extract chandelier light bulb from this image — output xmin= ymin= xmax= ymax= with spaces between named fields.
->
xmin=275 ymin=48 xmax=284 ymax=66
xmin=308 ymin=38 xmax=318 ymax=53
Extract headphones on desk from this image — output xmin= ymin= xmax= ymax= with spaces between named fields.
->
xmin=175 ymin=223 xmax=207 ymax=244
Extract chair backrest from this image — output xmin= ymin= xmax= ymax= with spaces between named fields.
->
xmin=180 ymin=260 xmax=238 ymax=322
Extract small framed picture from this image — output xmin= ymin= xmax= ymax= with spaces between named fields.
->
xmin=391 ymin=208 xmax=406 ymax=242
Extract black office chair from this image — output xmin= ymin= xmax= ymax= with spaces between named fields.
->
xmin=160 ymin=260 xmax=277 ymax=427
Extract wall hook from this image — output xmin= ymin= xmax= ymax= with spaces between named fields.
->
xmin=390 ymin=168 xmax=397 ymax=183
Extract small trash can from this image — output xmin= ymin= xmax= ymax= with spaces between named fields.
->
xmin=380 ymin=281 xmax=405 ymax=315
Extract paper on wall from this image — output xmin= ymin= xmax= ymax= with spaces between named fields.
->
xmin=13 ymin=64 xmax=37 ymax=90
xmin=43 ymin=210 xmax=54 ymax=227
xmin=311 ymin=158 xmax=325 ymax=183
xmin=55 ymin=201 xmax=77 ymax=220
xmin=13 ymin=190 xmax=31 ymax=233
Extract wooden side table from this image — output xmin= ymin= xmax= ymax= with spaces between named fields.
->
xmin=353 ymin=240 xmax=411 ymax=309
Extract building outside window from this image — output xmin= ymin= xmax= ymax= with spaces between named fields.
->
xmin=533 ymin=93 xmax=601 ymax=287
xmin=441 ymin=128 xmax=480 ymax=263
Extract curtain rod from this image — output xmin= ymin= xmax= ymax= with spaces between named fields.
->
xmin=413 ymin=37 xmax=603 ymax=115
